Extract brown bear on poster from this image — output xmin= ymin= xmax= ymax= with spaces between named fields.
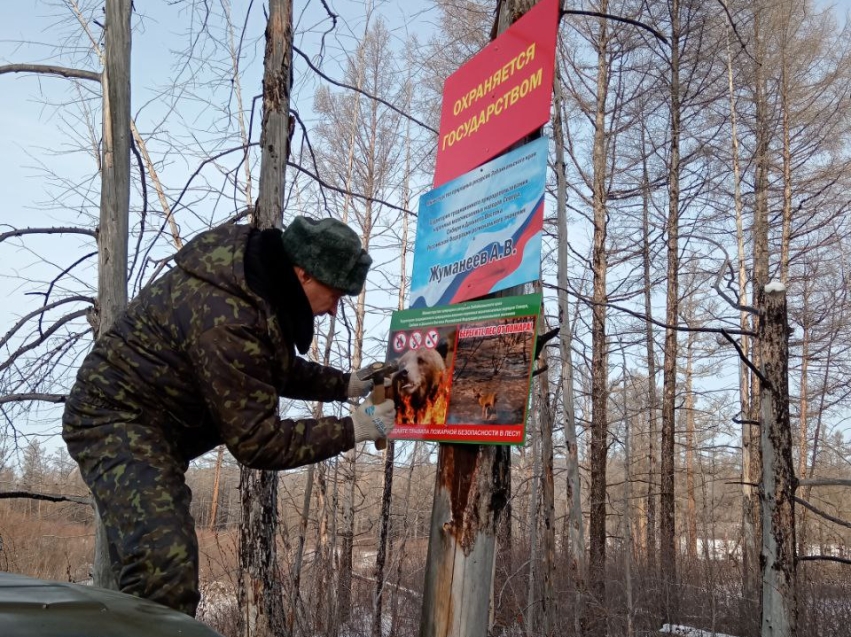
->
xmin=390 ymin=346 xmax=447 ymax=423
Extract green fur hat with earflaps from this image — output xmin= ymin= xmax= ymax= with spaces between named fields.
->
xmin=281 ymin=216 xmax=372 ymax=296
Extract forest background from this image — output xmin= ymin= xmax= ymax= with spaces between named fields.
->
xmin=2 ymin=1 xmax=851 ymax=636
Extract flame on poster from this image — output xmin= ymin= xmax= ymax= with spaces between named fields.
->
xmin=395 ymin=381 xmax=451 ymax=426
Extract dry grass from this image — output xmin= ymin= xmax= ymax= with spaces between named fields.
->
xmin=0 ymin=506 xmax=93 ymax=583
xmin=3 ymin=504 xmax=851 ymax=637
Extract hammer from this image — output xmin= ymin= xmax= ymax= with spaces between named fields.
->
xmin=356 ymin=361 xmax=399 ymax=450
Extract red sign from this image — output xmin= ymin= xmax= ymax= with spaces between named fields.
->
xmin=433 ymin=0 xmax=559 ymax=187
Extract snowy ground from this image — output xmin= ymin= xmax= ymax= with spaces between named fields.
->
xmin=660 ymin=625 xmax=740 ymax=637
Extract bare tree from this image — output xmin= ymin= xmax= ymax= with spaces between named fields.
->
xmin=553 ymin=57 xmax=587 ymax=637
xmin=659 ymin=0 xmax=682 ymax=622
xmin=237 ymin=1 xmax=292 ymax=635
xmin=588 ymin=4 xmax=611 ymax=634
xmin=759 ymin=284 xmax=797 ymax=637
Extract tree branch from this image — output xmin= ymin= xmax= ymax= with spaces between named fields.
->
xmin=36 ymin=253 xmax=99 ymax=331
xmin=719 ymin=330 xmax=769 ymax=386
xmin=713 ymin=0 xmax=753 ymax=59
xmin=561 ymin=10 xmax=669 ymax=45
xmin=0 ymin=226 xmax=97 ymax=245
xmin=795 ymin=496 xmax=851 ymax=530
xmin=0 ymin=64 xmax=100 ymax=83
xmin=0 ymin=295 xmax=94 ymax=351
xmin=549 ymin=282 xmax=756 ymax=337
xmin=288 ymin=161 xmax=415 ymax=217
xmin=0 ymin=393 xmax=67 ymax=406
xmin=798 ymin=555 xmax=851 ymax=566
xmin=798 ymin=478 xmax=851 ymax=488
xmin=547 ymin=282 xmax=766 ymax=385
xmin=0 ymin=490 xmax=90 ymax=505
xmin=293 ymin=45 xmax=438 ymax=135
xmin=0 ymin=309 xmax=88 ymax=375
xmin=713 ymin=256 xmax=758 ymax=315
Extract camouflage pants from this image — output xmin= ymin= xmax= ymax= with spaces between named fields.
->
xmin=62 ymin=386 xmax=201 ymax=616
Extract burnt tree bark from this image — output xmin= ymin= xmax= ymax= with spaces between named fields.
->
xmin=759 ymin=284 xmax=797 ymax=637
xmin=537 ymin=316 xmax=557 ymax=637
xmin=419 ymin=445 xmax=511 ymax=637
xmin=748 ymin=3 xmax=771 ymax=616
xmin=640 ymin=120 xmax=658 ymax=573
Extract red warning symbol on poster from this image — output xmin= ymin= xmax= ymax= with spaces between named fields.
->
xmin=393 ymin=332 xmax=408 ymax=353
xmin=410 ymin=331 xmax=423 ymax=350
xmin=425 ymin=329 xmax=440 ymax=349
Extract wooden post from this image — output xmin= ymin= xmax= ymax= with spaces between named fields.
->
xmin=759 ymin=282 xmax=797 ymax=637
xmin=419 ymin=2 xmax=541 ymax=635
xmin=419 ymin=444 xmax=511 ymax=637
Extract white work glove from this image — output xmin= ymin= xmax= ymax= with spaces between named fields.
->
xmin=347 ymin=372 xmax=374 ymax=398
xmin=352 ymin=397 xmax=396 ymax=443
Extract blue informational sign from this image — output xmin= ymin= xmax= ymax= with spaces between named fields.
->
xmin=410 ymin=137 xmax=548 ymax=308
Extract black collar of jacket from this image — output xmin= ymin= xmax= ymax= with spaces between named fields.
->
xmin=245 ymin=228 xmax=314 ymax=355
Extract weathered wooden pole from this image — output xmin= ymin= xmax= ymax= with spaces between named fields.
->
xmin=419 ymin=2 xmax=542 ymax=635
xmin=419 ymin=444 xmax=511 ymax=636
xmin=758 ymin=281 xmax=797 ymax=637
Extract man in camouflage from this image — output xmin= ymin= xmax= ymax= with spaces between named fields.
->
xmin=62 ymin=216 xmax=395 ymax=616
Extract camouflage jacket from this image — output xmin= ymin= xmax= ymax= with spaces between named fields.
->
xmin=65 ymin=224 xmax=355 ymax=469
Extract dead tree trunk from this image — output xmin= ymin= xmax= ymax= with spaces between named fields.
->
xmin=685 ymin=331 xmax=698 ymax=563
xmin=93 ymin=0 xmax=132 ymax=590
xmin=372 ymin=441 xmax=395 ymax=637
xmin=554 ymin=59 xmax=586 ymax=637
xmin=525 ymin=395 xmax=541 ymax=637
xmin=538 ymin=318 xmax=557 ymax=637
xmin=639 ymin=121 xmax=658 ymax=573
xmin=238 ymin=1 xmax=293 ymax=635
xmin=589 ymin=4 xmax=610 ymax=634
xmin=750 ymin=6 xmax=771 ymax=619
xmin=725 ymin=7 xmax=759 ymax=602
xmin=419 ymin=444 xmax=511 ymax=637
xmin=255 ymin=0 xmax=293 ymax=229
xmin=622 ymin=365 xmax=635 ymax=637
xmin=759 ymin=283 xmax=797 ymax=637
xmin=419 ymin=2 xmax=541 ymax=635
xmin=208 ymin=446 xmax=225 ymax=530
xmin=660 ymin=0 xmax=681 ymax=623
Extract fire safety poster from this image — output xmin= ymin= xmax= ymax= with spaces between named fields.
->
xmin=409 ymin=136 xmax=548 ymax=309
xmin=385 ymin=293 xmax=541 ymax=445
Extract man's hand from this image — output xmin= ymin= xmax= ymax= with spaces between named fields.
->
xmin=352 ymin=397 xmax=396 ymax=443
xmin=347 ymin=372 xmax=374 ymax=398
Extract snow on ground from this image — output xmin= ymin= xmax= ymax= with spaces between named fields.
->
xmin=659 ymin=624 xmax=740 ymax=637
